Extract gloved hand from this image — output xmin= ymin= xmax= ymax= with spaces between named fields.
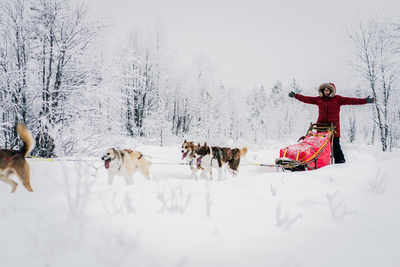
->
xmin=288 ymin=91 xmax=295 ymax=98
xmin=366 ymin=96 xmax=375 ymax=103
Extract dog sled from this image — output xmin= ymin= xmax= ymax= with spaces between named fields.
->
xmin=275 ymin=123 xmax=336 ymax=171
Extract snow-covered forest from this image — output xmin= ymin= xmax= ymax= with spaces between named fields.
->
xmin=1 ymin=0 xmax=400 ymax=156
xmin=2 ymin=1 xmax=400 ymax=266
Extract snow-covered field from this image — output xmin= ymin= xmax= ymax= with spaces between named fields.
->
xmin=1 ymin=144 xmax=399 ymax=267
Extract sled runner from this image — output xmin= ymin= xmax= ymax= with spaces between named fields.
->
xmin=275 ymin=123 xmax=336 ymax=171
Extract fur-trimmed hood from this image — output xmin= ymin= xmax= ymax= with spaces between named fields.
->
xmin=318 ymin=83 xmax=336 ymax=97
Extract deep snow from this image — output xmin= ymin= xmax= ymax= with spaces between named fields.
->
xmin=0 ymin=143 xmax=399 ymax=267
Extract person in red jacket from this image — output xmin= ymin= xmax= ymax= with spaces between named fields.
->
xmin=288 ymin=83 xmax=375 ymax=164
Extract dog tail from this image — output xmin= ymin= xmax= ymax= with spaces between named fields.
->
xmin=17 ymin=124 xmax=34 ymax=158
xmin=240 ymin=146 xmax=248 ymax=156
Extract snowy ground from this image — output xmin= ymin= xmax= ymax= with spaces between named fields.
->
xmin=1 ymin=143 xmax=399 ymax=267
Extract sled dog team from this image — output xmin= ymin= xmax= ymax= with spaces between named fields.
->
xmin=0 ymin=125 xmax=248 ymax=193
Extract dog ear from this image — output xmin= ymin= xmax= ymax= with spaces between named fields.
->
xmin=184 ymin=139 xmax=186 ymax=143
xmin=204 ymin=142 xmax=207 ymax=147
xmin=112 ymin=148 xmax=120 ymax=158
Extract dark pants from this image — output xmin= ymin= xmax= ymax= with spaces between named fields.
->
xmin=333 ymin=137 xmax=346 ymax=164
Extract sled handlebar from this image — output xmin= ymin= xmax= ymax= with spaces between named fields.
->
xmin=307 ymin=123 xmax=336 ymax=132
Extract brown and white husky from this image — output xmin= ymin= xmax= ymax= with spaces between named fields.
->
xmin=194 ymin=142 xmax=248 ymax=181
xmin=0 ymin=124 xmax=34 ymax=193
xmin=181 ymin=140 xmax=204 ymax=179
xmin=101 ymin=148 xmax=151 ymax=185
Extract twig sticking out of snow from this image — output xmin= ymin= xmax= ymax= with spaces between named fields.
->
xmin=281 ymin=175 xmax=288 ymax=185
xmin=157 ymin=182 xmax=192 ymax=214
xmin=275 ymin=202 xmax=302 ymax=229
xmin=270 ymin=183 xmax=279 ymax=196
xmin=368 ymin=167 xmax=388 ymax=194
xmin=270 ymin=175 xmax=287 ymax=197
xmin=61 ymin=161 xmax=97 ymax=219
xmin=326 ymin=189 xmax=355 ymax=220
xmin=98 ymin=190 xmax=136 ymax=215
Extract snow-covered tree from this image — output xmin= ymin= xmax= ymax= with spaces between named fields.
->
xmin=117 ymin=20 xmax=173 ymax=139
xmin=247 ymin=85 xmax=268 ymax=144
xmin=0 ymin=0 xmax=33 ymax=148
xmin=347 ymin=15 xmax=400 ymax=151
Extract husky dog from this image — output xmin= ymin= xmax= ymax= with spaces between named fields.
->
xmin=101 ymin=148 xmax=151 ymax=185
xmin=195 ymin=142 xmax=248 ymax=180
xmin=181 ymin=140 xmax=203 ymax=179
xmin=0 ymin=124 xmax=34 ymax=193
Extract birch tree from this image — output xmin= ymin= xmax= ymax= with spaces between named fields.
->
xmin=347 ymin=15 xmax=400 ymax=151
xmin=118 ymin=20 xmax=173 ymax=138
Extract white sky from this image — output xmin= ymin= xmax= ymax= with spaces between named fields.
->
xmin=86 ymin=0 xmax=400 ymax=92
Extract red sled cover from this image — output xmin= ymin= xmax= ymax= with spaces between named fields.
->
xmin=279 ymin=131 xmax=332 ymax=170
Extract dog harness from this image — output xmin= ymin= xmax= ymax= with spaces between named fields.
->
xmin=114 ymin=151 xmax=144 ymax=172
xmin=128 ymin=150 xmax=143 ymax=160
xmin=0 ymin=148 xmax=20 ymax=168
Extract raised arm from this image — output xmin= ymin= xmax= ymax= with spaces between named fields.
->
xmin=337 ymin=95 xmax=375 ymax=105
xmin=289 ymin=91 xmax=319 ymax=105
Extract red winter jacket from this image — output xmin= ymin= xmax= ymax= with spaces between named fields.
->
xmin=294 ymin=90 xmax=367 ymax=137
